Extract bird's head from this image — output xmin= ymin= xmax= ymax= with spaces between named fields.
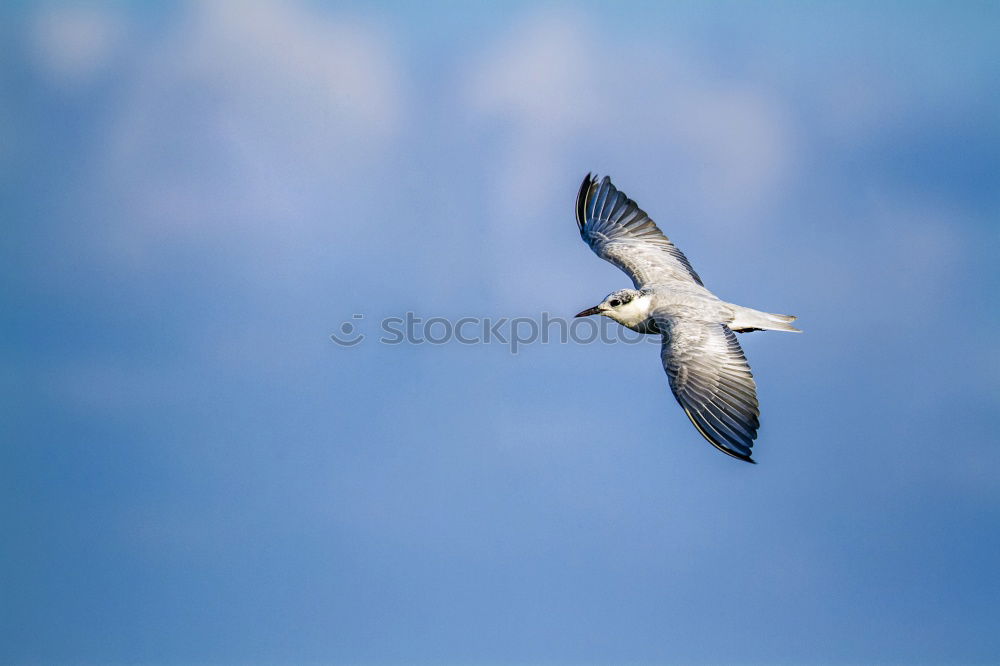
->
xmin=575 ymin=288 xmax=649 ymax=327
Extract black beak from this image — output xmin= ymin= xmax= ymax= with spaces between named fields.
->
xmin=575 ymin=305 xmax=602 ymax=318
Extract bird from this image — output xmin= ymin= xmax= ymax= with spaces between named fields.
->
xmin=573 ymin=174 xmax=800 ymax=463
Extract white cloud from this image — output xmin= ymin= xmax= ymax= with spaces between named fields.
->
xmin=91 ymin=1 xmax=403 ymax=256
xmin=664 ymin=84 xmax=793 ymax=215
xmin=31 ymin=5 xmax=126 ymax=87
xmin=465 ymin=10 xmax=796 ymax=222
xmin=468 ymin=13 xmax=597 ymax=135
xmin=180 ymin=1 xmax=399 ymax=140
xmin=466 ymin=12 xmax=597 ymax=209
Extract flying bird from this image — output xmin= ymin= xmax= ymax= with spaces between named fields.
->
xmin=574 ymin=174 xmax=800 ymax=463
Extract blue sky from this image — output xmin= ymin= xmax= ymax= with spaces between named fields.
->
xmin=3 ymin=1 xmax=999 ymax=664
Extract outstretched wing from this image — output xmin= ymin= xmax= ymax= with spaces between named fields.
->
xmin=576 ymin=174 xmax=703 ymax=288
xmin=656 ymin=315 xmax=760 ymax=463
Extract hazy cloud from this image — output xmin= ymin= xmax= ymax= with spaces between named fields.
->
xmin=466 ymin=10 xmax=796 ymax=223
xmin=93 ymin=1 xmax=403 ymax=254
xmin=30 ymin=5 xmax=126 ymax=87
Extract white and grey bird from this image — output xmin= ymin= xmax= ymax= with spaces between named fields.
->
xmin=573 ymin=174 xmax=800 ymax=463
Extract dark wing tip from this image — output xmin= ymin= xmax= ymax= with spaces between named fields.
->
xmin=683 ymin=407 xmax=757 ymax=464
xmin=575 ymin=172 xmax=596 ymax=233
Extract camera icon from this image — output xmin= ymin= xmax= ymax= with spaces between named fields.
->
xmin=330 ymin=314 xmax=365 ymax=347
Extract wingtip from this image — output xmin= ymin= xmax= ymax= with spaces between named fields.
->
xmin=683 ymin=407 xmax=757 ymax=464
xmin=727 ymin=449 xmax=757 ymax=464
xmin=720 ymin=448 xmax=757 ymax=464
xmin=575 ymin=173 xmax=596 ymax=232
xmin=722 ymin=449 xmax=758 ymax=464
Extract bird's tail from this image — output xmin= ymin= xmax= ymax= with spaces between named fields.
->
xmin=729 ymin=306 xmax=802 ymax=333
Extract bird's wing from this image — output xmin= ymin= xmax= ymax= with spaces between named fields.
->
xmin=655 ymin=313 xmax=760 ymax=463
xmin=576 ymin=174 xmax=703 ymax=288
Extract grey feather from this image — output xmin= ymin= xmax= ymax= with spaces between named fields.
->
xmin=576 ymin=174 xmax=704 ymax=288
xmin=657 ymin=317 xmax=760 ymax=463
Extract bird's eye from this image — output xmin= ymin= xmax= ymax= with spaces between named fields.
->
xmin=609 ymin=299 xmax=621 ymax=307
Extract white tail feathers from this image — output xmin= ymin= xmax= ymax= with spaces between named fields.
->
xmin=729 ymin=306 xmax=802 ymax=333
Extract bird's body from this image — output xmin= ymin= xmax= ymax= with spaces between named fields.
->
xmin=573 ymin=174 xmax=799 ymax=463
